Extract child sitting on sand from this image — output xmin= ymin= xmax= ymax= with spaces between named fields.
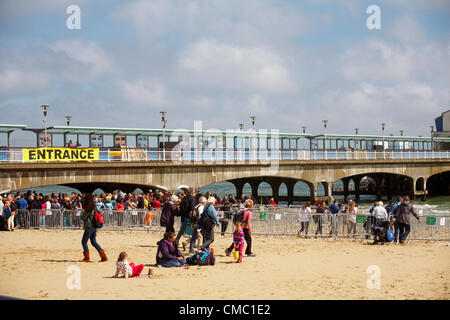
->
xmin=233 ymin=221 xmax=245 ymax=263
xmin=114 ymin=252 xmax=144 ymax=278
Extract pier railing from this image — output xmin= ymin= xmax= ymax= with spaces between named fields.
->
xmin=1 ymin=148 xmax=450 ymax=163
xmin=11 ymin=207 xmax=450 ymax=242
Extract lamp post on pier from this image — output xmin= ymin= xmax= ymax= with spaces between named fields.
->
xmin=160 ymin=111 xmax=167 ymax=161
xmin=381 ymin=122 xmax=386 ymax=158
xmin=322 ymin=120 xmax=328 ymax=159
xmin=41 ymin=105 xmax=49 ymax=148
xmin=64 ymin=116 xmax=72 ymax=147
xmin=430 ymin=125 xmax=434 ymax=153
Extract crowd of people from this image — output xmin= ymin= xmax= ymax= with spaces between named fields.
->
xmin=297 ymin=195 xmax=421 ymax=244
xmin=0 ymin=188 xmax=257 ymax=272
xmin=1 ymin=188 xmax=421 ymax=275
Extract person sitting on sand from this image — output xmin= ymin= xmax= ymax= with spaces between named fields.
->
xmin=156 ymin=231 xmax=187 ymax=267
xmin=114 ymin=251 xmax=144 ymax=278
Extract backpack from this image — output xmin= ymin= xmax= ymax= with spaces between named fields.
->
xmin=9 ymin=202 xmax=17 ymax=212
xmin=189 ymin=204 xmax=202 ymax=222
xmin=186 ymin=248 xmax=215 ymax=266
xmin=232 ymin=209 xmax=247 ymax=224
xmin=179 ymin=197 xmax=190 ymax=217
xmin=92 ymin=210 xmax=104 ymax=228
xmin=198 ymin=204 xmax=215 ymax=230
xmin=160 ymin=202 xmax=173 ymax=227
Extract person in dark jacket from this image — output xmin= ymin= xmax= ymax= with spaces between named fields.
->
xmin=175 ymin=189 xmax=197 ymax=249
xmin=160 ymin=195 xmax=179 ymax=232
xmin=219 ymin=200 xmax=231 ymax=236
xmin=393 ymin=196 xmax=420 ymax=244
xmin=156 ymin=231 xmax=187 ymax=267
xmin=79 ymin=193 xmax=107 ymax=262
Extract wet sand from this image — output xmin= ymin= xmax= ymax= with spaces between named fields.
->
xmin=0 ymin=229 xmax=448 ymax=300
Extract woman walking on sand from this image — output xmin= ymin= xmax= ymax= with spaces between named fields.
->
xmin=79 ymin=193 xmax=108 ymax=262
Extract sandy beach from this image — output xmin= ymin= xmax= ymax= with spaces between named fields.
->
xmin=0 ymin=229 xmax=448 ymax=300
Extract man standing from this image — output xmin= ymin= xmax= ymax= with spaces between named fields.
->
xmin=328 ymin=199 xmax=340 ymax=238
xmin=373 ymin=201 xmax=388 ymax=225
xmin=189 ymin=196 xmax=206 ymax=254
xmin=175 ymin=188 xmax=197 ymax=249
xmin=393 ymin=196 xmax=420 ymax=244
xmin=16 ymin=194 xmax=28 ymax=229
xmin=390 ymin=196 xmax=403 ymax=243
xmin=198 ymin=197 xmax=220 ymax=251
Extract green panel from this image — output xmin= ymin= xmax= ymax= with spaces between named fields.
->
xmin=356 ymin=215 xmax=367 ymax=224
xmin=426 ymin=216 xmax=436 ymax=226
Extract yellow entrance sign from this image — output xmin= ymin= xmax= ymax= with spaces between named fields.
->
xmin=23 ymin=148 xmax=99 ymax=162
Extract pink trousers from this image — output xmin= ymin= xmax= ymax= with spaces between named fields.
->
xmin=129 ymin=263 xmax=144 ymax=277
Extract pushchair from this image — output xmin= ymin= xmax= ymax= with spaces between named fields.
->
xmin=372 ymin=219 xmax=394 ymax=244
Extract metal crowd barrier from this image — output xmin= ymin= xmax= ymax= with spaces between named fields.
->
xmin=10 ymin=207 xmax=450 ymax=241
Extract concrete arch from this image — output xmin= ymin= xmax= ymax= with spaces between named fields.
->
xmin=426 ymin=170 xmax=450 ymax=196
xmin=257 ymin=181 xmax=273 ymax=197
xmin=242 ymin=182 xmax=252 ymax=195
xmin=279 ymin=182 xmax=288 ymax=196
xmin=331 ymin=172 xmax=414 ymax=201
xmin=293 ymin=181 xmax=310 ymax=196
xmin=415 ymin=177 xmax=425 ymax=191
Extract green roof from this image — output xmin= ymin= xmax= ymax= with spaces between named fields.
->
xmin=310 ymin=134 xmax=450 ymax=142
xmin=16 ymin=126 xmax=450 ymax=142
xmin=24 ymin=126 xmax=312 ymax=139
xmin=0 ymin=124 xmax=27 ymax=133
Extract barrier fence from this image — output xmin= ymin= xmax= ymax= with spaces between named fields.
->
xmin=8 ymin=205 xmax=450 ymax=241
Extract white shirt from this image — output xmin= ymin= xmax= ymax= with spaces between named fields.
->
xmin=373 ymin=206 xmax=388 ymax=220
xmin=298 ymin=206 xmax=312 ymax=222
xmin=349 ymin=207 xmax=358 ymax=223
xmin=115 ymin=260 xmax=133 ymax=278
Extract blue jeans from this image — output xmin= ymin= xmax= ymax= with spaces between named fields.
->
xmin=81 ymin=227 xmax=102 ymax=252
xmin=64 ymin=214 xmax=73 ymax=227
xmin=158 ymin=258 xmax=187 ymax=267
xmin=394 ymin=221 xmax=400 ymax=242
xmin=398 ymin=223 xmax=411 ymax=242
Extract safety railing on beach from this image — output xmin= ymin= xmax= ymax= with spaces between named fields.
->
xmin=10 ymin=207 xmax=450 ymax=242
xmin=1 ymin=148 xmax=450 ymax=163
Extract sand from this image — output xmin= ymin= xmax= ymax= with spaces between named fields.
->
xmin=0 ymin=229 xmax=449 ymax=300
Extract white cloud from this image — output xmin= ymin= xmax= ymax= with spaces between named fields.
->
xmin=50 ymin=40 xmax=114 ymax=76
xmin=0 ymin=69 xmax=50 ymax=95
xmin=177 ymin=38 xmax=296 ymax=94
xmin=111 ymin=0 xmax=315 ymax=46
xmin=340 ymin=40 xmax=416 ymax=82
xmin=119 ymin=79 xmax=169 ymax=108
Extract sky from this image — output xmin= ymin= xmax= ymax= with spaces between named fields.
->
xmin=0 ymin=0 xmax=449 ymax=146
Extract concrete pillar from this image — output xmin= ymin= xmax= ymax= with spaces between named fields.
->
xmin=387 ymin=175 xmax=394 ymax=201
xmin=374 ymin=176 xmax=383 ymax=201
xmin=269 ymin=180 xmax=282 ymax=200
xmin=249 ymin=180 xmax=259 ymax=198
xmin=286 ymin=181 xmax=295 ymax=205
xmin=231 ymin=180 xmax=245 ymax=199
xmin=342 ymin=177 xmax=349 ymax=200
